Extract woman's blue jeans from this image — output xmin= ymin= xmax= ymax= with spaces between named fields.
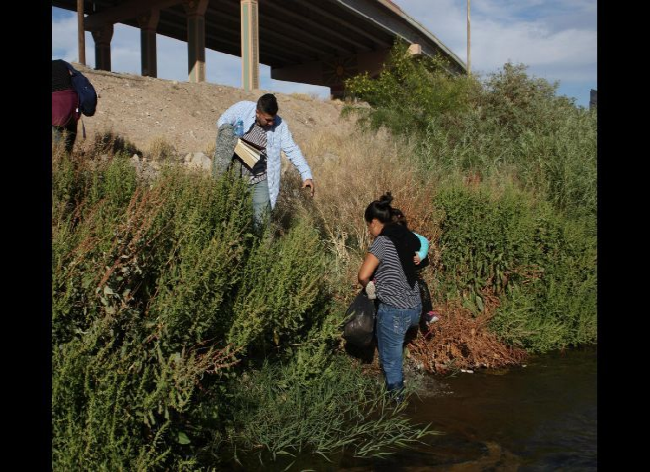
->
xmin=376 ymin=302 xmax=421 ymax=391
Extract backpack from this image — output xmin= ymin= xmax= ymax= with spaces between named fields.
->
xmin=63 ymin=61 xmax=97 ymax=117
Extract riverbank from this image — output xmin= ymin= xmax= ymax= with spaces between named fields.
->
xmin=53 ymin=44 xmax=596 ymax=468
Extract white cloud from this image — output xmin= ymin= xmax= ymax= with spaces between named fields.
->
xmin=471 ymin=20 xmax=596 ymax=71
xmin=52 ymin=14 xmax=95 ymax=64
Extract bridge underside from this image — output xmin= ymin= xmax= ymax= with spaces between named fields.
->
xmin=52 ymin=0 xmax=466 ymax=96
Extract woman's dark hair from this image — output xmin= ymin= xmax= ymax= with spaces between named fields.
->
xmin=365 ymin=192 xmax=396 ymax=224
xmin=257 ymin=93 xmax=278 ymax=115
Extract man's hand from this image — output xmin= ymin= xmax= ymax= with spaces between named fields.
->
xmin=414 ymin=255 xmax=421 ymax=265
xmin=302 ymin=179 xmax=315 ymax=197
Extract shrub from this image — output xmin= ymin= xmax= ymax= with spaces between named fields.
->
xmin=53 ymin=156 xmax=256 ymax=469
xmin=53 ymin=150 xmax=428 ymax=468
xmin=344 ymin=40 xmax=477 ymax=136
xmin=489 ymin=210 xmax=597 ymax=351
xmin=344 ymin=43 xmax=596 ymax=220
xmin=432 ymin=183 xmax=596 ymax=352
xmin=88 ymin=129 xmax=140 ymax=157
xmin=227 ymin=218 xmax=328 ymax=353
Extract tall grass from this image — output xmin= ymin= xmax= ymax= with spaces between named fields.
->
xmin=53 ymin=152 xmax=253 ymax=469
xmin=285 ymin=127 xmax=438 ymax=294
xmin=220 ymin=356 xmax=435 ymax=466
xmin=432 ymin=183 xmax=596 ymax=351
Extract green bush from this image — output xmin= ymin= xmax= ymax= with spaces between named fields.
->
xmin=434 ymin=184 xmax=537 ymax=306
xmin=344 ymin=43 xmax=596 ymax=220
xmin=433 ymin=184 xmax=596 ymax=351
xmin=344 ymin=40 xmax=477 ymax=136
xmin=489 ymin=210 xmax=597 ymax=351
xmin=228 ymin=218 xmax=327 ymax=353
xmin=53 ymin=154 xmax=431 ymax=468
xmin=52 ymin=158 xmax=255 ymax=469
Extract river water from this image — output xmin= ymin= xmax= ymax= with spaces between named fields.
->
xmin=288 ymin=346 xmax=597 ymax=471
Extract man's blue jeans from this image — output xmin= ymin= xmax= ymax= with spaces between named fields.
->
xmin=376 ymin=302 xmax=421 ymax=391
xmin=251 ymin=178 xmax=271 ymax=228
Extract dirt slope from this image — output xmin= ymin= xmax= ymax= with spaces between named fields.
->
xmin=72 ymin=63 xmax=351 ymax=156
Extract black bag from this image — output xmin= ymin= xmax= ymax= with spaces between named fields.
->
xmin=341 ymin=290 xmax=376 ymax=346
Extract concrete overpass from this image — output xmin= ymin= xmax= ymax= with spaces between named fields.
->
xmin=53 ymin=0 xmax=466 ymax=97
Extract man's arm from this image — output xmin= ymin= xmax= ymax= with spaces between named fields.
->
xmin=279 ymin=122 xmax=314 ymax=196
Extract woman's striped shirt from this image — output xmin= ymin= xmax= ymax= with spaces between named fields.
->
xmin=369 ymin=236 xmax=421 ymax=309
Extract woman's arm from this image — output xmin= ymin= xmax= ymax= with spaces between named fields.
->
xmin=358 ymin=253 xmax=380 ymax=287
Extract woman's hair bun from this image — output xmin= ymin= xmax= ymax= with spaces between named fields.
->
xmin=379 ymin=192 xmax=393 ymax=206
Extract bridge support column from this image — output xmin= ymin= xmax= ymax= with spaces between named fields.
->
xmin=240 ymin=0 xmax=259 ymax=91
xmin=183 ymin=0 xmax=209 ymax=83
xmin=77 ymin=0 xmax=86 ymax=65
xmin=91 ymin=24 xmax=114 ymax=71
xmin=138 ymin=10 xmax=160 ymax=78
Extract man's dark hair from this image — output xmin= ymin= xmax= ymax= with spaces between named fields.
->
xmin=257 ymin=93 xmax=278 ymax=115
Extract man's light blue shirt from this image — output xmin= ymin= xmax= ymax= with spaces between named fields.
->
xmin=217 ymin=100 xmax=313 ymax=209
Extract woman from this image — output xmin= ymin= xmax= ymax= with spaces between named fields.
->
xmin=358 ymin=193 xmax=422 ymax=400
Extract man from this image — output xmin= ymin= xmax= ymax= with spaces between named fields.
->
xmin=214 ymin=93 xmax=315 ymax=226
xmin=52 ymin=59 xmax=80 ymax=154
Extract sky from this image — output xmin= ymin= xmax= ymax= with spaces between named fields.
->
xmin=52 ymin=0 xmax=596 ymax=107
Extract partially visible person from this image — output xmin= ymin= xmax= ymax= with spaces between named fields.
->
xmin=52 ymin=59 xmax=80 ymax=154
xmin=213 ymin=93 xmax=314 ymax=227
xmin=389 ymin=209 xmax=440 ymax=325
xmin=358 ymin=193 xmax=422 ymax=402
xmin=366 ymin=208 xmax=439 ymax=324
